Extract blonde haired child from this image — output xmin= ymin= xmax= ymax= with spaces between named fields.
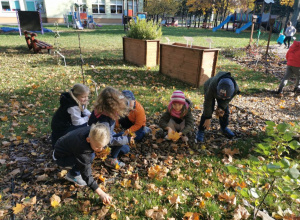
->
xmin=88 ymin=86 xmax=131 ymax=168
xmin=159 ymin=90 xmax=194 ymax=142
xmin=53 ymin=123 xmax=112 ymax=204
xmin=51 ymin=83 xmax=91 ymax=147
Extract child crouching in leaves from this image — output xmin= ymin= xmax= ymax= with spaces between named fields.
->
xmin=51 ymin=83 xmax=91 ymax=147
xmin=116 ymin=90 xmax=151 ymax=142
xmin=88 ymin=86 xmax=132 ymax=168
xmin=159 ymin=90 xmax=194 ymax=142
xmin=53 ymin=123 xmax=112 ymax=204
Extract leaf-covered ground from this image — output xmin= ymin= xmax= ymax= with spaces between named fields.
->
xmin=0 ymin=26 xmax=300 ymax=219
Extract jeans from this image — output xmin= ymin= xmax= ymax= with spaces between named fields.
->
xmin=278 ymin=65 xmax=300 ymax=92
xmin=55 ymin=152 xmax=95 ymax=176
xmin=51 ymin=123 xmax=88 ymax=148
xmin=110 ymin=144 xmax=130 ymax=159
xmin=198 ymin=100 xmax=229 ymax=132
xmin=284 ymin=36 xmax=292 ymax=48
xmin=118 ymin=116 xmax=146 ymax=142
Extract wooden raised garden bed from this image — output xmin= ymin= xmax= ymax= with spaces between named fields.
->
xmin=159 ymin=43 xmax=220 ymax=87
xmin=123 ymin=37 xmax=160 ymax=67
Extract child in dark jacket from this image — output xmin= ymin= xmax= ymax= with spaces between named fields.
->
xmin=51 ymin=83 xmax=91 ymax=147
xmin=159 ymin=90 xmax=194 ymax=142
xmin=116 ymin=90 xmax=150 ymax=142
xmin=88 ymin=86 xmax=131 ymax=168
xmin=196 ymin=71 xmax=240 ymax=142
xmin=53 ymin=123 xmax=112 ymax=204
xmin=276 ymin=41 xmax=300 ymax=95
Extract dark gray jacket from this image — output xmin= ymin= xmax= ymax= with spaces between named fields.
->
xmin=54 ymin=127 xmax=99 ymax=191
xmin=203 ymin=71 xmax=239 ymax=119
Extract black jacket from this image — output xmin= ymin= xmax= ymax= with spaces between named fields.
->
xmin=51 ymin=92 xmax=79 ymax=133
xmin=54 ymin=126 xmax=99 ymax=191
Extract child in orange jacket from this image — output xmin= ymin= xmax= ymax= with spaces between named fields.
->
xmin=117 ymin=90 xmax=150 ymax=142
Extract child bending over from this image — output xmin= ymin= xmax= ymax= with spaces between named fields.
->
xmin=88 ymin=87 xmax=131 ymax=168
xmin=53 ymin=123 xmax=112 ymax=204
xmin=159 ymin=90 xmax=194 ymax=142
xmin=116 ymin=90 xmax=150 ymax=142
xmin=51 ymin=83 xmax=91 ymax=147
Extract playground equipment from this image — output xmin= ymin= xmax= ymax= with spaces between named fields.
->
xmin=64 ymin=3 xmax=94 ymax=30
xmin=213 ymin=0 xmax=282 ymax=34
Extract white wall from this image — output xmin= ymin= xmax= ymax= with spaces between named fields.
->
xmin=44 ymin=0 xmax=73 ymax=18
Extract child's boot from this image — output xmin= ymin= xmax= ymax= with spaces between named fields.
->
xmin=196 ymin=130 xmax=205 ymax=142
xmin=105 ymin=158 xmax=125 ymax=168
xmin=65 ymin=172 xmax=87 ymax=186
xmin=221 ymin=127 xmax=235 ymax=139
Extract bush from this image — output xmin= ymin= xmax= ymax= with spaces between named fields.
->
xmin=126 ymin=18 xmax=162 ymax=40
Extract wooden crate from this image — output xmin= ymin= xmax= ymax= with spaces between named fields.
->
xmin=159 ymin=43 xmax=220 ymax=87
xmin=123 ymin=37 xmax=160 ymax=67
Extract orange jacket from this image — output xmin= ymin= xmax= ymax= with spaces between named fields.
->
xmin=128 ymin=101 xmax=146 ymax=132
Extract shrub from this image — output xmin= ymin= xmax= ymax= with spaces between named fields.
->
xmin=126 ymin=18 xmax=162 ymax=40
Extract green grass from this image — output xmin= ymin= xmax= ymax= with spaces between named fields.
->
xmin=1 ymin=25 xmax=299 ymax=219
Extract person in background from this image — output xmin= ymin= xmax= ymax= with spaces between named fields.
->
xmin=284 ymin=21 xmax=297 ymax=49
xmin=276 ymin=41 xmax=300 ymax=95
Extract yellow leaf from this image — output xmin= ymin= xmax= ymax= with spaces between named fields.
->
xmin=58 ymin=170 xmax=68 ymax=178
xmin=98 ymin=175 xmax=106 ymax=183
xmin=199 ymin=200 xmax=205 ymax=208
xmin=120 ymin=179 xmax=131 ymax=188
xmin=168 ymin=131 xmax=181 ymax=141
xmin=0 ymin=116 xmax=8 ymax=121
xmin=51 ymin=200 xmax=60 ymax=208
xmin=96 ymin=147 xmax=110 ymax=161
xmin=204 ymin=191 xmax=212 ymax=198
xmin=86 ymin=79 xmax=93 ymax=84
xmin=50 ymin=194 xmax=61 ymax=208
xmin=13 ymin=203 xmax=25 ymax=214
xmin=115 ymin=163 xmax=120 ymax=170
xmin=111 ymin=212 xmax=118 ymax=219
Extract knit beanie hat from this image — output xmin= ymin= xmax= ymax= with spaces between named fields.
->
xmin=217 ymin=78 xmax=234 ymax=99
xmin=170 ymin=90 xmax=186 ymax=105
xmin=122 ymin=90 xmax=135 ymax=101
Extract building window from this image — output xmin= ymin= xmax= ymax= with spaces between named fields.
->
xmin=111 ymin=0 xmax=122 ymax=14
xmin=25 ymin=0 xmax=44 ymax=12
xmin=1 ymin=0 xmax=20 ymax=11
xmin=92 ymin=0 xmax=105 ymax=14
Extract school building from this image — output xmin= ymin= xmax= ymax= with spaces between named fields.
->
xmin=0 ymin=0 xmax=143 ymax=24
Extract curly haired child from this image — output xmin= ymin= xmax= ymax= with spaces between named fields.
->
xmin=51 ymin=83 xmax=91 ymax=147
xmin=53 ymin=123 xmax=112 ymax=204
xmin=88 ymin=86 xmax=131 ymax=168
xmin=159 ymin=90 xmax=194 ymax=142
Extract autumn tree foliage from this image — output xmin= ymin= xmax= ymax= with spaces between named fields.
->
xmin=144 ymin=0 xmax=180 ymax=21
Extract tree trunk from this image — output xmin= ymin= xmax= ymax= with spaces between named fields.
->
xmin=291 ymin=0 xmax=300 ymax=26
xmin=198 ymin=15 xmax=201 ymax=28
xmin=214 ymin=11 xmax=219 ymax=27
xmin=284 ymin=10 xmax=291 ymax=29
